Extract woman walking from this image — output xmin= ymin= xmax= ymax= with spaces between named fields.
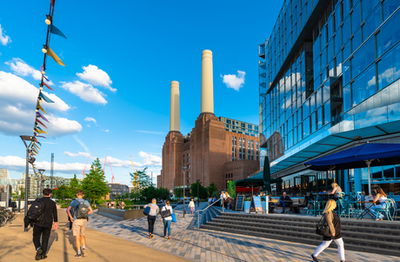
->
xmin=161 ymin=200 xmax=173 ymax=239
xmin=144 ymin=198 xmax=159 ymax=239
xmin=369 ymin=186 xmax=388 ymax=221
xmin=188 ymin=199 xmax=195 ymax=214
xmin=311 ymin=199 xmax=345 ymax=262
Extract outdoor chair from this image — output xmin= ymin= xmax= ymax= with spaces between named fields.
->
xmin=389 ymin=199 xmax=399 ymax=220
xmin=374 ymin=199 xmax=393 ymax=221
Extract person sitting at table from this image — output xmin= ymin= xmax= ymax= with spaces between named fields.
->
xmin=317 ymin=190 xmax=325 ymax=202
xmin=369 ymin=187 xmax=388 ymax=221
xmin=277 ymin=192 xmax=291 ymax=213
xmin=329 ymin=183 xmax=342 ymax=200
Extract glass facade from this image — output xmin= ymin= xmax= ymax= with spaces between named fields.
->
xmin=219 ymin=116 xmax=260 ymax=137
xmin=259 ymin=0 xmax=400 ymax=196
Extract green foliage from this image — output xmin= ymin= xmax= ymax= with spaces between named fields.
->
xmin=70 ymin=174 xmax=80 ymax=190
xmin=211 ymin=191 xmax=220 ymax=198
xmin=174 ymin=188 xmax=183 ymax=198
xmin=61 ymin=203 xmax=69 ymax=208
xmin=227 ymin=181 xmax=236 ymax=198
xmin=207 ymin=182 xmax=219 ymax=197
xmin=130 ymin=168 xmax=152 ymax=198
xmin=81 ymin=158 xmax=110 ymax=206
xmin=190 ymin=181 xmax=208 ymax=199
xmin=124 ymin=193 xmax=130 ymax=199
xmin=53 ymin=185 xmax=74 ymax=199
xmin=157 ymin=187 xmax=171 ymax=200
xmin=140 ymin=185 xmax=157 ymax=201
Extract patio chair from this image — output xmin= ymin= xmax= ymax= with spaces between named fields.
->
xmin=389 ymin=199 xmax=399 ymax=220
xmin=374 ymin=199 xmax=393 ymax=221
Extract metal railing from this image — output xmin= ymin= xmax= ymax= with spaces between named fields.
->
xmin=196 ymin=198 xmax=223 ymax=229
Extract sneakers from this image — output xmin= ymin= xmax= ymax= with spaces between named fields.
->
xmin=82 ymin=249 xmax=88 ymax=257
xmin=149 ymin=234 xmax=153 ymax=239
xmin=75 ymin=254 xmax=82 ymax=258
xmin=35 ymin=248 xmax=43 ymax=260
xmin=41 ymin=255 xmax=47 ymax=259
xmin=168 ymin=236 xmax=171 ymax=240
xmin=310 ymin=254 xmax=319 ymax=262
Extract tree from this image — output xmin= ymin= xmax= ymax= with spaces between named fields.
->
xmin=70 ymin=174 xmax=80 ymax=190
xmin=81 ymin=158 xmax=110 ymax=206
xmin=174 ymin=188 xmax=182 ymax=198
xmin=124 ymin=193 xmax=130 ymax=199
xmin=156 ymin=187 xmax=171 ymax=200
xmin=53 ymin=185 xmax=74 ymax=200
xmin=227 ymin=181 xmax=236 ymax=198
xmin=130 ymin=168 xmax=152 ymax=198
xmin=140 ymin=186 xmax=157 ymax=201
xmin=190 ymin=181 xmax=208 ymax=199
xmin=207 ymin=182 xmax=218 ymax=197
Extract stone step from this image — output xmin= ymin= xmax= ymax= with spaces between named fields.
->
xmin=201 ymin=224 xmax=400 ymax=257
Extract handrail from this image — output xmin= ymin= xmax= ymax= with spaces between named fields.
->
xmin=196 ymin=197 xmax=223 ymax=229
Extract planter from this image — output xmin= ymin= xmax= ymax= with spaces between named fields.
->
xmin=244 ymin=201 xmax=251 ymax=213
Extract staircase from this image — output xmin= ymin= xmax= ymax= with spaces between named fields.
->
xmin=201 ymin=208 xmax=400 ymax=257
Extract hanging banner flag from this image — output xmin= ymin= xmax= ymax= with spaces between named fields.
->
xmin=43 ymin=75 xmax=50 ymax=82
xmin=42 ymin=81 xmax=54 ymax=91
xmin=36 ymin=135 xmax=47 ymax=139
xmin=39 ymin=92 xmax=55 ymax=103
xmin=37 ymin=111 xmax=50 ymax=123
xmin=37 ymin=103 xmax=47 ymax=114
xmin=34 ymin=128 xmax=44 ymax=134
xmin=33 ymin=144 xmax=41 ymax=150
xmin=35 ymin=141 xmax=42 ymax=147
xmin=36 ymin=126 xmax=44 ymax=132
xmin=32 ymin=147 xmax=39 ymax=154
xmin=36 ymin=119 xmax=48 ymax=128
xmin=47 ymin=47 xmax=65 ymax=66
xmin=51 ymin=0 xmax=55 ymax=7
xmin=51 ymin=24 xmax=67 ymax=39
xmin=40 ymin=65 xmax=45 ymax=72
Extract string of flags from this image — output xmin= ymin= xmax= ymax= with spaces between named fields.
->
xmin=29 ymin=0 xmax=66 ymax=173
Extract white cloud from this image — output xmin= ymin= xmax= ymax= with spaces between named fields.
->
xmin=221 ymin=70 xmax=246 ymax=91
xmin=0 ymin=155 xmax=87 ymax=173
xmin=0 ymin=71 xmax=78 ymax=137
xmin=76 ymin=65 xmax=115 ymax=92
xmin=103 ymin=156 xmax=142 ymax=168
xmin=135 ymin=130 xmax=165 ymax=135
xmin=73 ymin=135 xmax=89 ymax=153
xmin=5 ymin=58 xmax=54 ymax=85
xmin=60 ymin=81 xmax=107 ymax=105
xmin=64 ymin=151 xmax=91 ymax=158
xmin=84 ymin=117 xmax=96 ymax=124
xmin=138 ymin=151 xmax=162 ymax=166
xmin=0 ymin=24 xmax=11 ymax=46
xmin=102 ymin=129 xmax=109 ymax=132
xmin=86 ymin=124 xmax=91 ymax=127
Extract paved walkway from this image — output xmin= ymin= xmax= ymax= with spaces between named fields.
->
xmin=87 ymin=204 xmax=400 ymax=262
xmin=0 ymin=209 xmax=187 ymax=262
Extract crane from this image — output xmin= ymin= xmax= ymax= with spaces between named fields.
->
xmin=109 ymin=159 xmax=115 ymax=183
xmin=82 ymin=156 xmax=89 ymax=178
xmin=130 ymin=156 xmax=138 ymax=187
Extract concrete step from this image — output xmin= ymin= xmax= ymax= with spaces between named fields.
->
xmin=201 ymin=224 xmax=400 ymax=257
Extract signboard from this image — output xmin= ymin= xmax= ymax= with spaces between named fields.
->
xmin=236 ymin=195 xmax=244 ymax=211
xmin=251 ymin=196 xmax=263 ymax=214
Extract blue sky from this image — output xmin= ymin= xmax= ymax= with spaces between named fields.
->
xmin=0 ymin=0 xmax=284 ymax=185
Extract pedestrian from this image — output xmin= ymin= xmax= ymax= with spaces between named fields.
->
xmin=67 ymin=190 xmax=93 ymax=258
xmin=31 ymin=188 xmax=58 ymax=260
xmin=189 ymin=199 xmax=195 ymax=214
xmin=144 ymin=198 xmax=159 ymax=239
xmin=311 ymin=199 xmax=345 ymax=262
xmin=66 ymin=198 xmax=75 ymax=233
xmin=160 ymin=200 xmax=173 ymax=239
xmin=369 ymin=186 xmax=388 ymax=221
xmin=208 ymin=197 xmax=212 ymax=205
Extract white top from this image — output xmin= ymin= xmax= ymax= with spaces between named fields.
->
xmin=379 ymin=196 xmax=387 ymax=203
xmin=162 ymin=205 xmax=173 ymax=221
xmin=189 ymin=201 xmax=195 ymax=208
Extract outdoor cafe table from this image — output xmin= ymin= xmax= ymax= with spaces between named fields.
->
xmin=357 ymin=201 xmax=375 ymax=220
xmin=283 ymin=200 xmax=294 ymax=213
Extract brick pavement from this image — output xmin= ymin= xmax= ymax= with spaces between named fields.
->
xmin=87 ymin=204 xmax=399 ymax=262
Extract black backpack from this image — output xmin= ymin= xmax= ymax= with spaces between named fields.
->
xmin=26 ymin=199 xmax=45 ymax=223
xmin=76 ymin=199 xmax=89 ymax=219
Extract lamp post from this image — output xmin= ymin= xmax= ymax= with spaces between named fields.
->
xmin=38 ymin=169 xmax=45 ymax=197
xmin=20 ymin=135 xmax=35 ymax=216
xmin=182 ymin=166 xmax=187 ymax=218
xmin=197 ymin=179 xmax=200 ymax=207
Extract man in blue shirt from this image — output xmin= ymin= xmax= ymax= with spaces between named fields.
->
xmin=67 ymin=190 xmax=93 ymax=258
xmin=278 ymin=191 xmax=292 ymax=213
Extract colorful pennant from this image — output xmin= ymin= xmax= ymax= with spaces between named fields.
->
xmin=36 ymin=111 xmax=50 ymax=123
xmin=37 ymin=103 xmax=47 ymax=114
xmin=39 ymin=92 xmax=55 ymax=103
xmin=36 ymin=119 xmax=47 ymax=129
xmin=42 ymin=81 xmax=54 ymax=91
xmin=47 ymin=47 xmax=65 ymax=66
xmin=51 ymin=24 xmax=67 ymax=39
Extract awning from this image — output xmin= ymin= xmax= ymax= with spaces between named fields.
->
xmin=304 ymin=143 xmax=400 ymax=193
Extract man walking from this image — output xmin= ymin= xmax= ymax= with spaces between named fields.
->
xmin=67 ymin=190 xmax=93 ymax=258
xmin=32 ymin=188 xmax=58 ymax=260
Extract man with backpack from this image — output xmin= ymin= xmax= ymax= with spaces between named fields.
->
xmin=28 ymin=188 xmax=58 ymax=260
xmin=67 ymin=190 xmax=93 ymax=258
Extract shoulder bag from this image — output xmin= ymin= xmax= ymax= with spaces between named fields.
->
xmin=316 ymin=214 xmax=331 ymax=237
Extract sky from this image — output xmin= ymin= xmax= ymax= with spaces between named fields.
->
xmin=0 ymin=0 xmax=284 ymax=186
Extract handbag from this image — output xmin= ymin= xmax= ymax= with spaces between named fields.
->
xmin=160 ymin=208 xmax=171 ymax=218
xmin=171 ymin=213 xmax=177 ymax=223
xmin=316 ymin=214 xmax=331 ymax=237
xmin=143 ymin=206 xmax=151 ymax=216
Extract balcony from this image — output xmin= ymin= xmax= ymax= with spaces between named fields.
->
xmin=259 ymin=43 xmax=265 ymax=58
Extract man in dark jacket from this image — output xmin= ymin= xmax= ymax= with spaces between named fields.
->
xmin=278 ymin=191 xmax=292 ymax=213
xmin=32 ymin=188 xmax=58 ymax=260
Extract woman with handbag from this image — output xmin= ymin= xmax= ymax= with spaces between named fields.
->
xmin=311 ymin=199 xmax=345 ymax=262
xmin=144 ymin=198 xmax=159 ymax=239
xmin=160 ymin=200 xmax=173 ymax=239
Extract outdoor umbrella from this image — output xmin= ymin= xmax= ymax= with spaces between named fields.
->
xmin=235 ymin=177 xmax=264 ymax=195
xmin=304 ymin=143 xmax=400 ymax=193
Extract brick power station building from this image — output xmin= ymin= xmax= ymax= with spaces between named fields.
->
xmin=158 ymin=50 xmax=260 ymax=191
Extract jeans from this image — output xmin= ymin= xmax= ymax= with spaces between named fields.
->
xmin=147 ymin=215 xmax=156 ymax=234
xmin=33 ymin=225 xmax=52 ymax=255
xmin=163 ymin=219 xmax=172 ymax=236
xmin=314 ymin=237 xmax=345 ymax=261
xmin=279 ymin=200 xmax=286 ymax=212
xmin=370 ymin=202 xmax=386 ymax=220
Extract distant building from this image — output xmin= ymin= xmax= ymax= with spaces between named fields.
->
xmin=0 ymin=169 xmax=8 ymax=179
xmin=107 ymin=183 xmax=129 ymax=198
xmin=20 ymin=173 xmax=72 ymax=198
xmin=159 ymin=50 xmax=260 ymax=191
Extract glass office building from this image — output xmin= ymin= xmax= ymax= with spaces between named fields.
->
xmin=259 ymin=0 xmax=400 ymax=196
xmin=218 ymin=116 xmax=260 ymax=137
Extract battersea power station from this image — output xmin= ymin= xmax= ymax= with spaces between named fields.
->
xmin=158 ymin=50 xmax=260 ymax=191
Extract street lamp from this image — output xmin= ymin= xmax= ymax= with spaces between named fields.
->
xmin=38 ymin=169 xmax=45 ymax=197
xmin=197 ymin=179 xmax=200 ymax=207
xmin=20 ymin=135 xmax=35 ymax=216
xmin=182 ymin=166 xmax=187 ymax=218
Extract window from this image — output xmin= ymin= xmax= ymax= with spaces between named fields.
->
xmin=324 ymin=100 xmax=331 ymax=125
xmin=378 ymin=50 xmax=394 ymax=90
xmin=303 ymin=117 xmax=310 ymax=138
xmin=343 ymin=84 xmax=351 ymax=112
xmin=241 ymin=123 xmax=245 ymax=128
xmin=363 ymin=5 xmax=381 ymax=40
xmin=383 ymin=0 xmax=400 ymax=21
xmin=351 ymin=2 xmax=361 ymax=34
